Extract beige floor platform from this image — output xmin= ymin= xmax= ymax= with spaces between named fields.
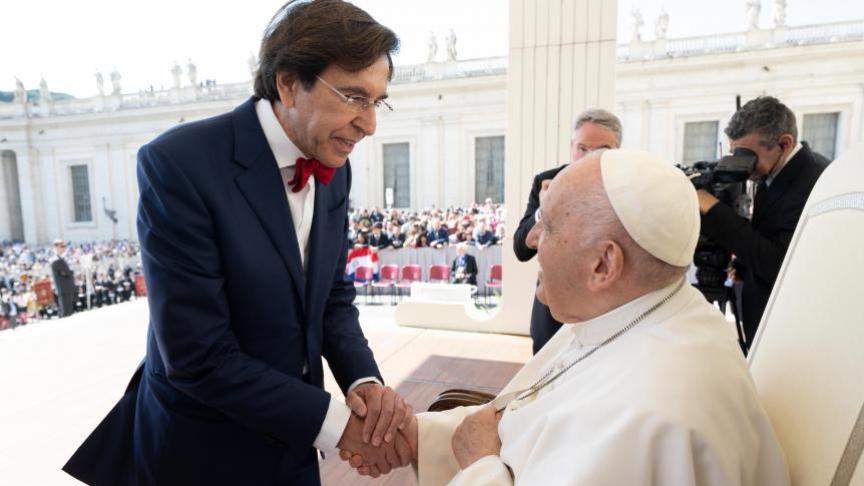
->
xmin=0 ymin=300 xmax=530 ymax=486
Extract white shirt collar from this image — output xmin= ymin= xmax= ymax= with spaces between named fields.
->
xmin=766 ymin=141 xmax=802 ymax=187
xmin=254 ymin=98 xmax=305 ymax=169
xmin=563 ymin=278 xmax=688 ymax=346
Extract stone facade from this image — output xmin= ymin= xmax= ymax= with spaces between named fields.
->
xmin=0 ymin=19 xmax=862 ymax=244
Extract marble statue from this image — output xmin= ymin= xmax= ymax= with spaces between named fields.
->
xmin=746 ymin=0 xmax=762 ymax=30
xmin=655 ymin=9 xmax=669 ymax=40
xmin=773 ymin=0 xmax=787 ymax=28
xmin=445 ymin=29 xmax=457 ymax=61
xmin=39 ymin=76 xmax=50 ymax=104
xmin=427 ymin=31 xmax=438 ymax=62
xmin=95 ymin=70 xmax=104 ymax=96
xmin=187 ymin=59 xmax=198 ymax=88
xmin=171 ymin=62 xmax=183 ymax=88
xmin=247 ymin=52 xmax=257 ymax=78
xmin=14 ymin=77 xmax=26 ymax=103
xmin=630 ymin=8 xmax=644 ymax=42
xmin=110 ymin=68 xmax=122 ymax=95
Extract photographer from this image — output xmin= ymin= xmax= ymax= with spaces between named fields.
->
xmin=698 ymin=96 xmax=829 ymax=352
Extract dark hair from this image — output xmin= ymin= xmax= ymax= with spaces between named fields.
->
xmin=254 ymin=0 xmax=400 ymax=100
xmin=724 ymin=96 xmax=797 ymax=148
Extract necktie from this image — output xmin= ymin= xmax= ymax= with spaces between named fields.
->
xmin=289 ymin=157 xmax=335 ymax=193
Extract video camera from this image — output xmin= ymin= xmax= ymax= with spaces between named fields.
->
xmin=677 ymin=147 xmax=757 ymax=290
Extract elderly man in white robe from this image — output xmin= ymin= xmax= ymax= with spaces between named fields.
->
xmin=339 ymin=149 xmax=790 ymax=485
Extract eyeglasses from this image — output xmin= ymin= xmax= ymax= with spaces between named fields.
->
xmin=315 ymin=76 xmax=393 ymax=113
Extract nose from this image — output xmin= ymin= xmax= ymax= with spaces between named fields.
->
xmin=353 ymin=107 xmax=377 ymax=137
xmin=526 ymin=221 xmax=541 ymax=250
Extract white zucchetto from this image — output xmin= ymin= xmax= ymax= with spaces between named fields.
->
xmin=599 ymin=149 xmax=700 ymax=267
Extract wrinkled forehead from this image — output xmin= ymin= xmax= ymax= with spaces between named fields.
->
xmin=544 ymin=155 xmax=602 ymax=216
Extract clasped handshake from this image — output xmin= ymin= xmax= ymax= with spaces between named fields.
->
xmin=336 ymin=383 xmax=503 ymax=478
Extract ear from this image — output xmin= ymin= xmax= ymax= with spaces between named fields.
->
xmin=586 ymin=240 xmax=624 ymax=292
xmin=275 ymin=71 xmax=299 ymax=109
xmin=777 ymin=133 xmax=795 ymax=153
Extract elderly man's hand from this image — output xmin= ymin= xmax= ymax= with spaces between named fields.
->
xmin=696 ymin=189 xmax=719 ymax=215
xmin=340 ymin=414 xmax=418 ymax=477
xmin=336 ymin=413 xmax=412 ymax=478
xmin=345 ymin=383 xmax=412 ymax=446
xmin=452 ymin=405 xmax=502 ymax=469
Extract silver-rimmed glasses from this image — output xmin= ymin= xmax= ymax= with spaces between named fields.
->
xmin=315 ymin=75 xmax=393 ymax=113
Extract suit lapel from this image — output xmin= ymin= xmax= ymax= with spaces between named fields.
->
xmin=305 ymin=178 xmax=332 ymax=315
xmin=232 ymin=98 xmax=306 ymax=309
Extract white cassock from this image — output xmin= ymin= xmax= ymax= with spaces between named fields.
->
xmin=416 ymin=279 xmax=790 ymax=486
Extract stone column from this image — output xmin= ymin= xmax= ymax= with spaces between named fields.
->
xmin=395 ymin=0 xmax=618 ymax=335
xmin=10 ymin=148 xmax=41 ymax=243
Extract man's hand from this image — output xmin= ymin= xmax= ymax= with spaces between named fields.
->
xmin=340 ymin=414 xmax=418 ymax=477
xmin=696 ymin=189 xmax=719 ymax=215
xmin=452 ymin=405 xmax=502 ymax=469
xmin=345 ymin=383 xmax=412 ymax=446
xmin=337 ymin=413 xmax=412 ymax=478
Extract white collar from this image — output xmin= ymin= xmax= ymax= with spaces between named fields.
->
xmin=766 ymin=141 xmax=802 ymax=187
xmin=563 ymin=278 xmax=688 ymax=346
xmin=254 ymin=98 xmax=305 ymax=169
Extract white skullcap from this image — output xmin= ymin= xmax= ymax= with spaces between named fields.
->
xmin=599 ymin=149 xmax=699 ymax=266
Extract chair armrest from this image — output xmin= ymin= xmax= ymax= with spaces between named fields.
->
xmin=427 ymin=388 xmax=496 ymax=412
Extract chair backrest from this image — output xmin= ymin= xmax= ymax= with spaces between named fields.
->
xmin=489 ymin=264 xmax=503 ymax=281
xmin=134 ymin=275 xmax=147 ymax=297
xmin=354 ymin=266 xmax=374 ymax=283
xmin=401 ymin=264 xmax=422 ymax=282
xmin=379 ymin=264 xmax=399 ymax=281
xmin=429 ymin=264 xmax=450 ymax=282
xmin=34 ymin=280 xmax=54 ymax=306
xmin=748 ymin=143 xmax=864 ymax=486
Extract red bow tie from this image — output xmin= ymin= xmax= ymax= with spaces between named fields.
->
xmin=289 ymin=157 xmax=335 ymax=193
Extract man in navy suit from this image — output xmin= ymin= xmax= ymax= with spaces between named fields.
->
xmin=63 ymin=2 xmax=413 ymax=484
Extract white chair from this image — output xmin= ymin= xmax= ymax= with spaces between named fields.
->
xmin=749 ymin=143 xmax=864 ymax=485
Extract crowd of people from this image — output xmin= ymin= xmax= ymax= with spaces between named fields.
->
xmin=347 ymin=200 xmax=506 ymax=250
xmin=0 ymin=239 xmax=142 ymax=329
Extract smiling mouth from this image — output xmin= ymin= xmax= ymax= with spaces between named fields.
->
xmin=334 ymin=137 xmax=358 ymax=153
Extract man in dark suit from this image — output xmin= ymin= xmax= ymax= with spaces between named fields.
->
xmin=50 ymin=240 xmax=76 ymax=318
xmin=63 ymin=2 xmax=412 ymax=485
xmin=388 ymin=223 xmax=407 ymax=249
xmin=427 ymin=220 xmax=449 ymax=248
xmin=450 ymin=243 xmax=478 ymax=285
xmin=368 ymin=222 xmax=391 ymax=250
xmin=699 ymin=96 xmax=829 ymax=353
xmin=513 ymin=109 xmax=622 ymax=354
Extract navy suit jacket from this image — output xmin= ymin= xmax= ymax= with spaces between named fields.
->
xmin=63 ymin=98 xmax=382 ymax=485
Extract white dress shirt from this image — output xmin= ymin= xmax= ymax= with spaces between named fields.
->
xmin=255 ymin=99 xmax=379 ymax=452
